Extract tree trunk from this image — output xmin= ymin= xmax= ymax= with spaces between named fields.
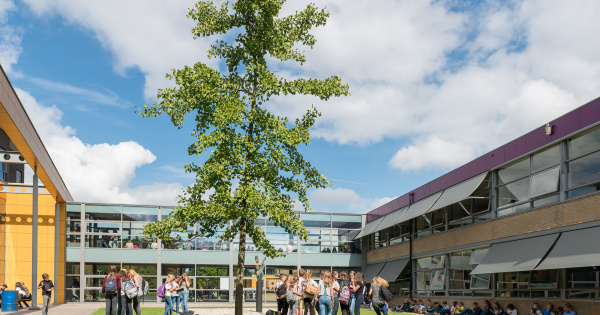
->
xmin=235 ymin=218 xmax=247 ymax=315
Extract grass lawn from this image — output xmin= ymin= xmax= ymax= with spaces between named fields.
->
xmin=91 ymin=307 xmax=407 ymax=315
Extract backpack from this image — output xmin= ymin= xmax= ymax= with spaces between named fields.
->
xmin=338 ymin=285 xmax=351 ymax=305
xmin=157 ymin=283 xmax=166 ymax=298
xmin=104 ymin=276 xmax=118 ymax=294
xmin=124 ymin=280 xmax=139 ymax=299
xmin=380 ymin=285 xmax=393 ymax=302
xmin=180 ymin=312 xmax=195 ymax=315
xmin=266 ymin=310 xmax=275 ymax=315
xmin=304 ymin=281 xmax=318 ymax=295
xmin=138 ymin=279 xmax=149 ymax=297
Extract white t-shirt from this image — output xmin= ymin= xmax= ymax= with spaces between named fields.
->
xmin=171 ymin=282 xmax=180 ymax=297
xmin=333 ymin=281 xmax=340 ymax=298
xmin=507 ymin=310 xmax=518 ymax=315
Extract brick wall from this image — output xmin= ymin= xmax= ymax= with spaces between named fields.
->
xmin=367 ymin=191 xmax=600 ymax=263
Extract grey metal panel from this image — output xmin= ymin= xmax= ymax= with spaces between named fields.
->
xmin=331 ymin=253 xmax=363 ymax=267
xmin=376 ymin=258 xmax=409 ymax=282
xmin=66 ymin=248 xmax=81 ymax=262
xmin=363 ymin=262 xmax=386 ymax=283
xmin=536 ymin=226 xmax=600 ymax=270
xmin=85 ymin=248 xmax=122 ymax=262
xmin=354 ymin=216 xmax=385 ymax=239
xmin=429 ymin=172 xmax=488 ymax=213
xmin=373 ymin=206 xmax=408 ymax=233
xmin=471 ymin=234 xmax=559 ymax=274
xmin=122 ymin=249 xmax=159 ymax=263
xmin=398 ymin=191 xmax=443 ymax=223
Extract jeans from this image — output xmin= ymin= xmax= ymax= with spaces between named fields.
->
xmin=332 ymin=296 xmax=339 ymax=315
xmin=354 ymin=294 xmax=364 ymax=315
xmin=119 ymin=294 xmax=131 ymax=315
xmin=458 ymin=309 xmax=474 ymax=315
xmin=340 ymin=300 xmax=351 ymax=315
xmin=304 ymin=297 xmax=316 ymax=315
xmin=318 ymin=296 xmax=332 ymax=315
xmin=374 ymin=304 xmax=388 ymax=315
xmin=172 ymin=295 xmax=180 ymax=314
xmin=132 ymin=296 xmax=141 ymax=315
xmin=180 ymin=292 xmax=189 ymax=312
xmin=350 ymin=295 xmax=356 ymax=315
xmin=288 ymin=298 xmax=297 ymax=315
xmin=105 ymin=294 xmax=118 ymax=315
xmin=163 ymin=296 xmax=173 ymax=315
xmin=42 ymin=294 xmax=51 ymax=315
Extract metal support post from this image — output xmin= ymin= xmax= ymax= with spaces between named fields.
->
xmin=31 ymin=166 xmax=39 ymax=309
xmin=54 ymin=202 xmax=59 ymax=304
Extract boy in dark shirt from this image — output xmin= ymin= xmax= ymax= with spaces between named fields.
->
xmin=37 ymin=273 xmax=54 ymax=315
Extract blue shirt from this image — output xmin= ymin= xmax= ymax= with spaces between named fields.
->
xmin=563 ymin=311 xmax=576 ymax=315
xmin=542 ymin=310 xmax=554 ymax=315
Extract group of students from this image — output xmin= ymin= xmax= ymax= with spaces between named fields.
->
xmin=101 ymin=265 xmax=147 ymax=315
xmin=274 ymin=269 xmax=393 ymax=315
xmin=0 ymin=273 xmax=55 ymax=315
xmin=396 ymin=299 xmax=577 ymax=315
xmin=160 ymin=273 xmax=192 ymax=315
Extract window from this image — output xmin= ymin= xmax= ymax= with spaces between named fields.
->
xmin=496 ymin=145 xmax=561 ymax=216
xmin=15 ymin=169 xmax=22 ymax=183
xmin=567 ymin=266 xmax=599 ymax=299
xmin=496 ymin=270 xmax=561 ymax=298
xmin=566 ymin=127 xmax=600 ymax=199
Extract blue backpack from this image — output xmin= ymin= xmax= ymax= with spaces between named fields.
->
xmin=104 ymin=276 xmax=117 ymax=294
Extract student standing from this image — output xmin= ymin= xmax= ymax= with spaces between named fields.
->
xmin=348 ymin=271 xmax=356 ymax=315
xmin=38 ymin=273 xmax=54 ymax=315
xmin=180 ymin=273 xmax=191 ymax=313
xmin=163 ymin=275 xmax=174 ymax=315
xmin=303 ymin=270 xmax=319 ymax=315
xmin=331 ymin=271 xmax=340 ymax=315
xmin=369 ymin=276 xmax=389 ymax=315
xmin=277 ymin=274 xmax=289 ymax=315
xmin=170 ymin=276 xmax=181 ymax=315
xmin=352 ymin=272 xmax=365 ymax=315
xmin=287 ymin=275 xmax=299 ymax=315
xmin=296 ymin=268 xmax=306 ymax=315
xmin=317 ymin=271 xmax=334 ymax=315
xmin=119 ymin=269 xmax=132 ymax=315
xmin=102 ymin=266 xmax=121 ymax=315
xmin=128 ymin=269 xmax=142 ymax=315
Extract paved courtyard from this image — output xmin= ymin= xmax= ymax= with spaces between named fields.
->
xmin=0 ymin=302 xmax=273 ymax=315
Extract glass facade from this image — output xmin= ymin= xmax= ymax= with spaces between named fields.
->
xmin=65 ymin=204 xmax=362 ymax=302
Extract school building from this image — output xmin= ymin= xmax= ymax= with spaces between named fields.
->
xmin=1 ymin=62 xmax=600 ymax=313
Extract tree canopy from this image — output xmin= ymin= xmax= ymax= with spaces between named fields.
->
xmin=139 ymin=0 xmax=348 ymax=312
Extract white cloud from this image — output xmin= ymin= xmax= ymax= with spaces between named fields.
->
xmin=18 ymin=0 xmax=600 ymax=174
xmin=0 ymin=0 xmax=21 ymax=74
xmin=17 ymin=88 xmax=181 ymax=205
xmin=22 ymin=0 xmax=215 ymax=99
xmin=389 ymin=136 xmax=475 ymax=171
xmin=309 ymin=187 xmax=393 ymax=213
xmin=28 ymin=77 xmax=131 ymax=108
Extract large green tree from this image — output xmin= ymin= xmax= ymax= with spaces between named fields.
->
xmin=140 ymin=0 xmax=348 ymax=313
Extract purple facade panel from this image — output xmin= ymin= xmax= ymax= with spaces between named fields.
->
xmin=485 ymin=147 xmax=505 ymax=170
xmin=467 ymin=156 xmax=487 ymax=178
xmin=366 ymin=97 xmax=600 ymax=222
xmin=580 ymin=98 xmax=600 ymax=128
xmin=504 ymin=136 xmax=529 ymax=163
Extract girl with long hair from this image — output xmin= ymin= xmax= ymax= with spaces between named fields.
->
xmin=369 ymin=276 xmax=389 ymax=315
xmin=352 ymin=272 xmax=365 ymax=315
xmin=318 ymin=271 xmax=334 ymax=315
xmin=119 ymin=269 xmax=132 ymax=315
xmin=303 ymin=270 xmax=319 ymax=315
xmin=170 ymin=275 xmax=181 ymax=314
xmin=127 ymin=270 xmax=142 ymax=315
xmin=180 ymin=273 xmax=191 ymax=313
xmin=103 ymin=265 xmax=121 ymax=315
xmin=349 ymin=271 xmax=356 ymax=315
xmin=163 ymin=274 xmax=174 ymax=315
xmin=287 ymin=275 xmax=299 ymax=315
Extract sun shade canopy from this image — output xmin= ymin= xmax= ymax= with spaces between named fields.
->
xmin=354 ymin=216 xmax=385 ymax=240
xmin=397 ymin=191 xmax=443 ymax=222
xmin=376 ymin=258 xmax=409 ymax=282
xmin=535 ymin=226 xmax=600 ymax=270
xmin=363 ymin=262 xmax=386 ymax=283
xmin=471 ymin=234 xmax=559 ymax=274
xmin=428 ymin=172 xmax=489 ymax=213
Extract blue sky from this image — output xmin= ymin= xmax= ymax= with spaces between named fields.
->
xmin=1 ymin=0 xmax=599 ymax=212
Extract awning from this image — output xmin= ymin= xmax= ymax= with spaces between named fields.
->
xmin=428 ymin=172 xmax=489 ymax=213
xmin=363 ymin=262 xmax=386 ymax=282
xmin=471 ymin=234 xmax=559 ymax=274
xmin=372 ymin=206 xmax=408 ymax=234
xmin=397 ymin=191 xmax=443 ymax=222
xmin=354 ymin=215 xmax=385 ymax=239
xmin=470 ymin=248 xmax=489 ymax=265
xmin=535 ymin=226 xmax=600 ymax=270
xmin=377 ymin=258 xmax=409 ymax=282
